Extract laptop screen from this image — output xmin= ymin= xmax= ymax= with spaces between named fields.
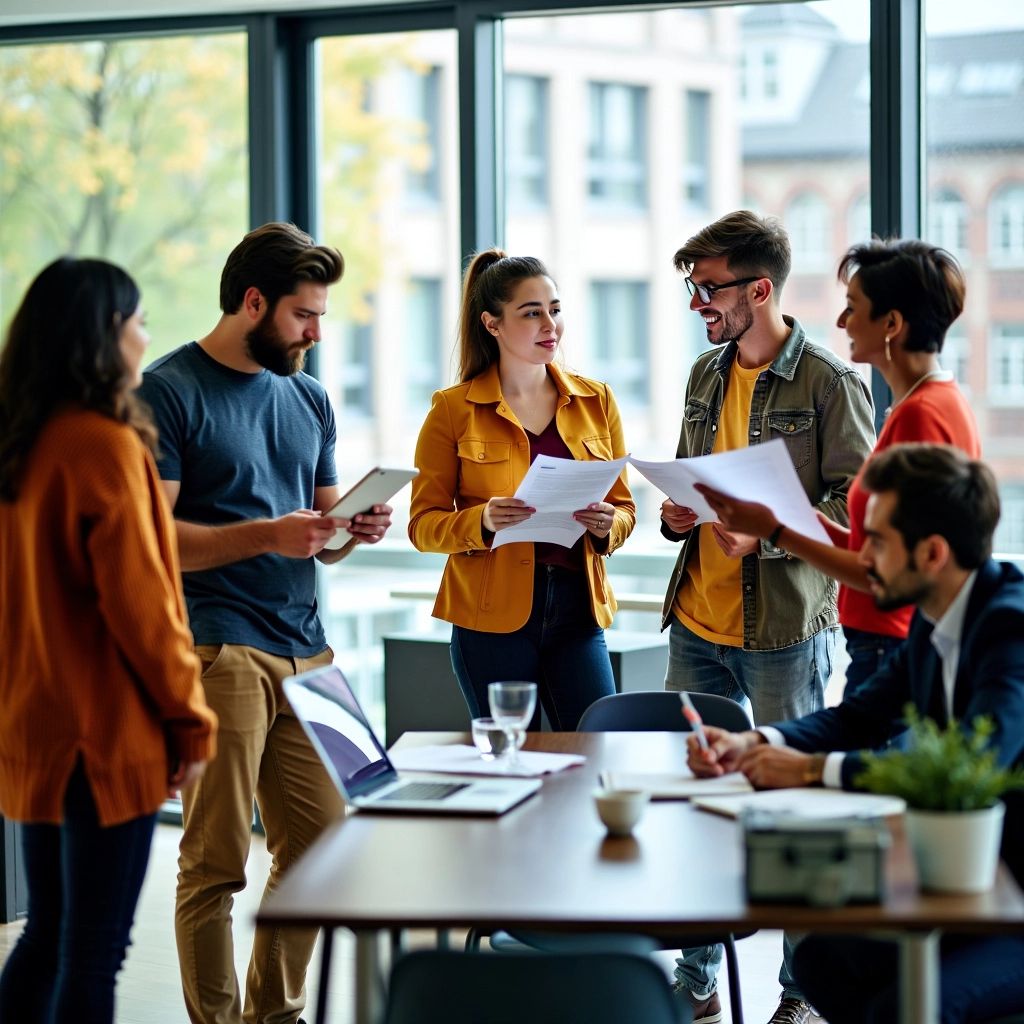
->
xmin=284 ymin=666 xmax=397 ymax=799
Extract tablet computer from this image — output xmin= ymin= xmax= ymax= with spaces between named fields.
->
xmin=322 ymin=466 xmax=418 ymax=550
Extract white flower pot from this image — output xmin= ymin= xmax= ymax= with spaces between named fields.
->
xmin=904 ymin=802 xmax=1005 ymax=893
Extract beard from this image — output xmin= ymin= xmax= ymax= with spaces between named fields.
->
xmin=866 ymin=566 xmax=929 ymax=611
xmin=246 ymin=310 xmax=309 ymax=376
xmin=706 ymin=293 xmax=754 ymax=347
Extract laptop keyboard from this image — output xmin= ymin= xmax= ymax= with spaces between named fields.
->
xmin=378 ymin=781 xmax=470 ymax=802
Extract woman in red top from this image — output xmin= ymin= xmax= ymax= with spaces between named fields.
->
xmin=696 ymin=239 xmax=979 ymax=699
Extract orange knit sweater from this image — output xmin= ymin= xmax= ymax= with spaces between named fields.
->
xmin=0 ymin=408 xmax=216 ymax=826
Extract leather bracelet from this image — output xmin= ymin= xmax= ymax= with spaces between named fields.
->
xmin=803 ymin=752 xmax=827 ymax=786
xmin=767 ymin=523 xmax=785 ymax=548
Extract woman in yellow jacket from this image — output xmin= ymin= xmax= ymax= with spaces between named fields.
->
xmin=409 ymin=249 xmax=635 ymax=730
xmin=0 ymin=257 xmax=216 ymax=1022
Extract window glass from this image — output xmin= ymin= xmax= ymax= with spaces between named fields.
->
xmin=587 ymin=82 xmax=647 ymax=208
xmin=0 ymin=34 xmax=248 ymax=360
xmin=507 ymin=74 xmax=548 ymax=209
xmin=590 ymin=281 xmax=649 ymax=408
xmin=925 ymin=0 xmax=1024 ymax=555
xmin=503 ymin=2 xmax=870 ymax=554
xmin=405 ymin=277 xmax=444 ymax=409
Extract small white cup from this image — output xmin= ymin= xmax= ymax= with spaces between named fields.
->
xmin=471 ymin=717 xmax=510 ymax=760
xmin=593 ymin=788 xmax=649 ymax=837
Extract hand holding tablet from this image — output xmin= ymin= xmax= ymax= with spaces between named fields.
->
xmin=322 ymin=466 xmax=418 ymax=550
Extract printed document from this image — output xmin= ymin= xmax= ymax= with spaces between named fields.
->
xmin=628 ymin=438 xmax=832 ymax=545
xmin=491 ymin=453 xmax=629 ymax=549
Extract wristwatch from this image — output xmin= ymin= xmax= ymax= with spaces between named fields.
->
xmin=802 ymin=752 xmax=826 ymax=786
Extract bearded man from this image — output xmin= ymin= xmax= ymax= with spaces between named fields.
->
xmin=140 ymin=222 xmax=392 ymax=1024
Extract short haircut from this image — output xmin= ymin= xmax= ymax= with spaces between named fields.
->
xmin=862 ymin=444 xmax=1000 ymax=569
xmin=219 ymin=222 xmax=344 ymax=314
xmin=837 ymin=239 xmax=965 ymax=353
xmin=673 ymin=209 xmax=792 ymax=293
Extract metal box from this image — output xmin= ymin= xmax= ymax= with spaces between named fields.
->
xmin=742 ymin=809 xmax=890 ymax=907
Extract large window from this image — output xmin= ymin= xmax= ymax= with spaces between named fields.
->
xmin=683 ymin=89 xmax=712 ymax=213
xmin=989 ymin=183 xmax=1024 ymax=265
xmin=405 ymin=277 xmax=444 ymax=411
xmin=928 ymin=187 xmax=969 ymax=261
xmin=0 ymin=34 xmax=248 ymax=358
xmin=990 ymin=324 xmax=1024 ymax=404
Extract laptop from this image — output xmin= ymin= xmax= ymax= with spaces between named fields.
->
xmin=283 ymin=664 xmax=541 ymax=815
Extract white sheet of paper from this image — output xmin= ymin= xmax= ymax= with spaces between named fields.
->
xmin=389 ymin=744 xmax=586 ymax=778
xmin=598 ymin=769 xmax=753 ymax=800
xmin=692 ymin=789 xmax=906 ymax=820
xmin=628 ymin=438 xmax=832 ymax=546
xmin=491 ymin=453 xmax=629 ymax=549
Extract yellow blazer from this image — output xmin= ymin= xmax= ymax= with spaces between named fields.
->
xmin=409 ymin=362 xmax=636 ymax=632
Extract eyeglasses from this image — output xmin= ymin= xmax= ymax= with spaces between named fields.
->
xmin=684 ymin=275 xmax=761 ymax=305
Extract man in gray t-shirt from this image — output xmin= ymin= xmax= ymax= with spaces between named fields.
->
xmin=139 ymin=222 xmax=392 ymax=1024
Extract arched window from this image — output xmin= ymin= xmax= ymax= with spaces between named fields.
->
xmin=989 ymin=183 xmax=1024 ymax=264
xmin=786 ymin=191 xmax=831 ymax=272
xmin=846 ymin=192 xmax=871 ymax=248
xmin=927 ymin=187 xmax=969 ymax=260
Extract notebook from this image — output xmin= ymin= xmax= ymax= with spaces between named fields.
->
xmin=283 ymin=665 xmax=541 ymax=815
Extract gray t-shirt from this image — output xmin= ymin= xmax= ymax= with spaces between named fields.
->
xmin=139 ymin=342 xmax=338 ymax=656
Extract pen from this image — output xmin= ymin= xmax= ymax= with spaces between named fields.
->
xmin=679 ymin=692 xmax=709 ymax=751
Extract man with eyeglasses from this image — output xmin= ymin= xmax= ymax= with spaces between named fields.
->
xmin=660 ymin=210 xmax=875 ymax=1024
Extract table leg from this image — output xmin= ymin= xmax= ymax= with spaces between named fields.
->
xmin=354 ymin=929 xmax=384 ymax=1024
xmin=898 ymin=930 xmax=940 ymax=1024
xmin=313 ymin=928 xmax=334 ymax=1024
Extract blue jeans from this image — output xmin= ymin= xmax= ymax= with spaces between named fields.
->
xmin=841 ymin=625 xmax=904 ymax=701
xmin=0 ymin=762 xmax=157 ymax=1023
xmin=665 ymin=620 xmax=834 ymax=1000
xmin=451 ymin=564 xmax=616 ymax=731
xmin=794 ymin=933 xmax=1024 ymax=1024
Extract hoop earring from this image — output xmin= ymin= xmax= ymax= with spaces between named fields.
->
xmin=884 ymin=336 xmax=892 ymax=362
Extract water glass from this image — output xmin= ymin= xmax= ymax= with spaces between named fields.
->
xmin=471 ymin=717 xmax=509 ymax=760
xmin=487 ymin=681 xmax=537 ymax=768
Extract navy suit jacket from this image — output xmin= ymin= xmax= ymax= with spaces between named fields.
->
xmin=775 ymin=559 xmax=1024 ymax=887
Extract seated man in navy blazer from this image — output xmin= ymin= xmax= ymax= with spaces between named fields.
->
xmin=688 ymin=442 xmax=1024 ymax=1024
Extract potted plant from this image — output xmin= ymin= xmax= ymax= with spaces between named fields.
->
xmin=855 ymin=705 xmax=1024 ymax=893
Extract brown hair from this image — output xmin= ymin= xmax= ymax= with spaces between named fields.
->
xmin=862 ymin=443 xmax=999 ymax=569
xmin=837 ymin=238 xmax=965 ymax=353
xmin=219 ymin=222 xmax=345 ymax=314
xmin=673 ymin=209 xmax=792 ymax=293
xmin=456 ymin=249 xmax=552 ymax=382
xmin=0 ymin=257 xmax=157 ymax=501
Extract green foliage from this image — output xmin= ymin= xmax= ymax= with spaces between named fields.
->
xmin=855 ymin=704 xmax=1024 ymax=812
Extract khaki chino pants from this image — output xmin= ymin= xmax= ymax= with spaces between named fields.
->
xmin=176 ymin=643 xmax=342 ymax=1024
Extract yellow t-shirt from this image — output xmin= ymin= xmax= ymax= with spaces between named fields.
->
xmin=673 ymin=357 xmax=770 ymax=646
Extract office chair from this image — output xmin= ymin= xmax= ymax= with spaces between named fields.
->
xmin=577 ymin=688 xmax=753 ymax=733
xmin=384 ymin=949 xmax=690 ymax=1024
xmin=470 ymin=689 xmax=752 ymax=1024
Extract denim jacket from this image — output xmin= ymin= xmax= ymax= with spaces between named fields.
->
xmin=661 ymin=318 xmax=875 ymax=650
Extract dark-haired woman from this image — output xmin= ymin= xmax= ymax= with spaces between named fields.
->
xmin=409 ymin=249 xmax=635 ymax=730
xmin=0 ymin=257 xmax=216 ymax=1023
xmin=697 ymin=239 xmax=980 ymax=699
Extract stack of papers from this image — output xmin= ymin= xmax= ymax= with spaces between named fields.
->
xmin=599 ymin=770 xmax=753 ymax=800
xmin=692 ymin=789 xmax=906 ymax=820
xmin=390 ymin=744 xmax=586 ymax=778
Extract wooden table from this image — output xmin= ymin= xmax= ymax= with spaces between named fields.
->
xmin=257 ymin=732 xmax=1024 ymax=1024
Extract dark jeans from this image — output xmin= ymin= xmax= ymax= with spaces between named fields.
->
xmin=450 ymin=563 xmax=616 ymax=731
xmin=794 ymin=933 xmax=1024 ymax=1024
xmin=0 ymin=762 xmax=157 ymax=1024
xmin=841 ymin=625 xmax=905 ymax=701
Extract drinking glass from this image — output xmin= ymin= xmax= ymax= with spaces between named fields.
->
xmin=487 ymin=681 xmax=537 ymax=771
xmin=470 ymin=717 xmax=509 ymax=760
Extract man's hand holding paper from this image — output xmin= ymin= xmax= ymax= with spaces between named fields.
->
xmin=632 ymin=438 xmax=832 ymax=547
xmin=490 ymin=454 xmax=629 ymax=549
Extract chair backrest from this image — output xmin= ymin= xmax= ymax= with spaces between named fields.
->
xmin=577 ymin=690 xmax=751 ymax=734
xmin=384 ymin=949 xmax=688 ymax=1024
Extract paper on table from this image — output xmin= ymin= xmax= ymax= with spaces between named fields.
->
xmin=491 ymin=453 xmax=629 ymax=549
xmin=628 ymin=439 xmax=832 ymax=546
xmin=389 ymin=744 xmax=586 ymax=778
xmin=599 ymin=770 xmax=753 ymax=800
xmin=692 ymin=789 xmax=906 ymax=820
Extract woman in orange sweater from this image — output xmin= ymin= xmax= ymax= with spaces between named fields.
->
xmin=0 ymin=257 xmax=216 ymax=1023
xmin=409 ymin=250 xmax=635 ymax=730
